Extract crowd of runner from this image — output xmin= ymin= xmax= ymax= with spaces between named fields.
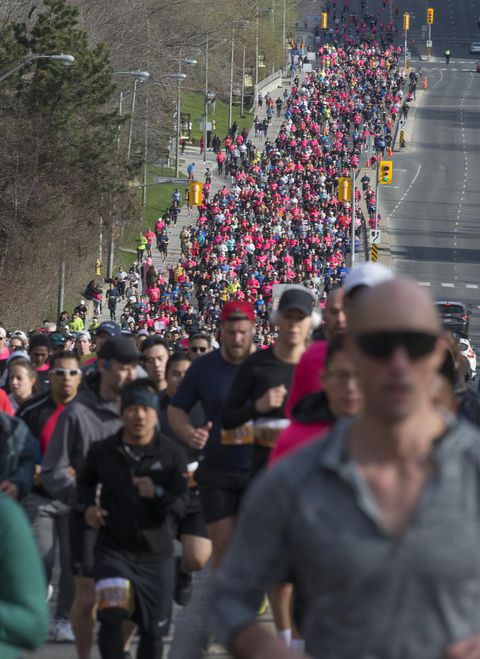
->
xmin=3 ymin=3 xmax=475 ymax=659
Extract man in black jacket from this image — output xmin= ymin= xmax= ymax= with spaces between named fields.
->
xmin=78 ymin=379 xmax=187 ymax=659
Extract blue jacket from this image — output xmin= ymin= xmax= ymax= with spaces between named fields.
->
xmin=0 ymin=412 xmax=35 ymax=500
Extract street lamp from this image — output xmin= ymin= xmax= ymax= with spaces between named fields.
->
xmin=173 ymin=57 xmax=197 ymax=178
xmin=203 ymin=36 xmax=228 ymax=164
xmin=147 ymin=73 xmax=187 ymax=204
xmin=229 ymin=20 xmax=249 ymax=130
xmin=115 ymin=71 xmax=150 ymax=154
xmin=0 ymin=53 xmax=75 ymax=83
xmin=107 ymin=69 xmax=150 ymax=278
xmin=255 ymin=6 xmax=274 ymax=88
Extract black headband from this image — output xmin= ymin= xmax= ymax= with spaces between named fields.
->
xmin=121 ymin=388 xmax=158 ymax=412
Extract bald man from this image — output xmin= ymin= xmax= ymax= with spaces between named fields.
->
xmin=212 ymin=278 xmax=480 ymax=659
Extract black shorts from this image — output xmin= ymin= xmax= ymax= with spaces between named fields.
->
xmin=195 ymin=462 xmax=250 ymax=525
xmin=250 ymin=444 xmax=271 ymax=480
xmin=69 ymin=511 xmax=97 ymax=577
xmin=177 ymin=489 xmax=209 ymax=538
xmin=94 ymin=547 xmax=174 ymax=639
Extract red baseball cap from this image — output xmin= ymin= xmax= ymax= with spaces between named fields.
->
xmin=221 ymin=301 xmax=255 ymax=323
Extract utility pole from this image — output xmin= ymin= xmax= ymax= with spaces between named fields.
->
xmin=351 ymin=172 xmax=356 ymax=268
xmin=204 ymin=35 xmax=209 ymax=164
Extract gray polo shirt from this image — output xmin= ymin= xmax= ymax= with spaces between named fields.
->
xmin=212 ymin=417 xmax=480 ymax=659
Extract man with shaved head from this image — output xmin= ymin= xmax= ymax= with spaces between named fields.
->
xmin=212 ymin=277 xmax=480 ymax=659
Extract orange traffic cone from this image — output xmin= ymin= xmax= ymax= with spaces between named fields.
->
xmin=423 ymin=76 xmax=428 ymax=89
xmin=387 ymin=147 xmax=392 ymax=157
xmin=366 ymin=158 xmax=370 ymax=168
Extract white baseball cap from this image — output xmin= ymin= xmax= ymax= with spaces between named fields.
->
xmin=343 ymin=262 xmax=395 ymax=297
xmin=0 ymin=327 xmax=6 ymax=339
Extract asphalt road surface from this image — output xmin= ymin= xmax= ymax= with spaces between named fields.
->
xmin=367 ymin=0 xmax=480 ymax=362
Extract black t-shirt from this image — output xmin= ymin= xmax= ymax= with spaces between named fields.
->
xmin=171 ymin=349 xmax=252 ymax=471
xmin=158 ymin=391 xmax=204 ymax=463
xmin=221 ymin=346 xmax=296 ymax=429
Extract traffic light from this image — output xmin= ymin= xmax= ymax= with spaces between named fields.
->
xmin=427 ymin=7 xmax=434 ymax=24
xmin=188 ymin=181 xmax=203 ymax=206
xmin=379 ymin=160 xmax=393 ymax=184
xmin=403 ymin=12 xmax=410 ymax=30
xmin=337 ymin=177 xmax=352 ymax=202
xmin=321 ymin=12 xmax=328 ymax=29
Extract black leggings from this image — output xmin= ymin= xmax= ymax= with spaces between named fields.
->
xmin=98 ymin=608 xmax=164 ymax=659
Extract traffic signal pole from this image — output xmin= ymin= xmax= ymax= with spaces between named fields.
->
xmin=374 ymin=159 xmax=380 ymax=233
xmin=351 ymin=171 xmax=356 ymax=268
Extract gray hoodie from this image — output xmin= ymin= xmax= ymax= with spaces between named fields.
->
xmin=41 ymin=386 xmax=122 ymax=509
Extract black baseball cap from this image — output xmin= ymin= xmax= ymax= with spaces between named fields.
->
xmin=278 ymin=288 xmax=315 ymax=316
xmin=96 ymin=321 xmax=122 ymax=337
xmin=97 ymin=336 xmax=139 ymax=364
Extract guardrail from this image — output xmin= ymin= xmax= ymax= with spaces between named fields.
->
xmin=251 ymin=70 xmax=284 ymax=112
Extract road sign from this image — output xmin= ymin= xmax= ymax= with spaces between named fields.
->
xmin=370 ymin=229 xmax=381 ymax=244
xmin=399 ymin=118 xmax=406 ymax=128
xmin=371 ymin=244 xmax=379 ymax=262
xmin=426 ymin=40 xmax=432 ymax=48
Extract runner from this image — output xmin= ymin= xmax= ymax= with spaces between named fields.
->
xmin=139 ymin=336 xmax=170 ymax=394
xmin=78 ymin=378 xmax=187 ymax=659
xmin=168 ymin=301 xmax=255 ymax=568
xmin=42 ymin=336 xmax=139 ymax=659
xmin=221 ymin=287 xmax=321 ymax=475
xmin=221 ymin=286 xmax=320 ymax=645
xmin=157 ymin=351 xmax=211 ymax=606
xmin=19 ymin=351 xmax=83 ymax=643
xmin=212 ymin=278 xmax=480 ymax=659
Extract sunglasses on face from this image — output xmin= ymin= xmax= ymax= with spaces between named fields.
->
xmin=354 ymin=331 xmax=438 ymax=361
xmin=51 ymin=368 xmax=81 ymax=377
xmin=190 ymin=346 xmax=207 ymax=353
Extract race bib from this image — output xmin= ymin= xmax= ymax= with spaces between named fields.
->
xmin=187 ymin=461 xmax=199 ymax=488
xmin=96 ymin=578 xmax=133 ymax=613
xmin=221 ymin=422 xmax=254 ymax=446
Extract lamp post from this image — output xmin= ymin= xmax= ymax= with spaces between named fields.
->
xmin=0 ymin=53 xmax=74 ymax=83
xmin=125 ymin=71 xmax=150 ymax=163
xmin=107 ymin=70 xmax=149 ymax=278
xmin=203 ymin=36 xmax=227 ymax=164
xmin=255 ymin=7 xmax=274 ymax=91
xmin=174 ymin=58 xmax=197 ymax=178
xmin=148 ymin=73 xmax=186 ymax=202
xmin=229 ymin=20 xmax=249 ymax=130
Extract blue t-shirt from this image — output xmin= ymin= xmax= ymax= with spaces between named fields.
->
xmin=171 ymin=350 xmax=252 ymax=472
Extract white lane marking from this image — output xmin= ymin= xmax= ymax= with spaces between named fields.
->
xmin=441 ymin=283 xmax=455 ymax=287
xmin=466 ymin=284 xmax=479 ymax=289
xmin=388 ymin=165 xmax=422 ymax=218
xmin=418 ymin=282 xmax=431 ymax=286
xmin=431 ymin=68 xmax=444 ymax=90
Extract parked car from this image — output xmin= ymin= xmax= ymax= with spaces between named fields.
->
xmin=435 ymin=300 xmax=471 ymax=337
xmin=458 ymin=338 xmax=477 ymax=379
xmin=470 ymin=42 xmax=480 ymax=54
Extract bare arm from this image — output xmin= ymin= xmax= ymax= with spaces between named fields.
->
xmin=168 ymin=404 xmax=211 ymax=450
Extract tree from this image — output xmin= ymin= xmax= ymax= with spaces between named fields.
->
xmin=0 ymin=0 xmax=138 ymax=327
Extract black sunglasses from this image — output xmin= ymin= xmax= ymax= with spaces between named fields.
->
xmin=355 ymin=331 xmax=438 ymax=361
xmin=190 ymin=346 xmax=207 ymax=353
